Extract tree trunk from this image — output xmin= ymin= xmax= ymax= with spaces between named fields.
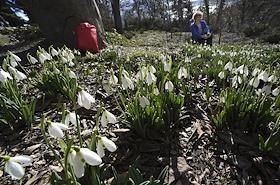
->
xmin=111 ymin=0 xmax=123 ymax=34
xmin=240 ymin=0 xmax=247 ymax=25
xmin=216 ymin=0 xmax=225 ymax=44
xmin=178 ymin=0 xmax=183 ymax=25
xmin=21 ymin=0 xmax=107 ymax=48
xmin=133 ymin=0 xmax=141 ymax=27
xmin=204 ymin=0 xmax=210 ymax=25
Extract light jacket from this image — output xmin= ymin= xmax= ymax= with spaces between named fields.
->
xmin=191 ymin=20 xmax=209 ymax=41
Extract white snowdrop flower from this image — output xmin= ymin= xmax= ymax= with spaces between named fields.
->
xmin=64 ymin=112 xmax=78 ymax=126
xmin=15 ymin=70 xmax=27 ymax=81
xmin=163 ymin=60 xmax=172 ymax=72
xmin=68 ymin=52 xmax=75 ymax=61
xmin=272 ymin=87 xmax=279 ymax=96
xmin=69 ymin=150 xmax=84 ymax=178
xmin=224 ymin=62 xmax=233 ymax=71
xmin=258 ymin=71 xmax=269 ymax=82
xmin=261 ymin=85 xmax=272 ymax=95
xmin=218 ymin=71 xmax=225 ymax=79
xmin=69 ymin=61 xmax=75 ymax=67
xmin=96 ymin=137 xmax=117 ymax=158
xmin=69 ymin=70 xmax=77 ymax=79
xmin=136 ymin=66 xmax=147 ymax=82
xmin=184 ymin=57 xmax=191 ymax=63
xmin=77 ymin=90 xmax=95 ymax=109
xmin=61 ymin=56 xmax=68 ymax=64
xmin=197 ymin=54 xmax=201 ymax=58
xmin=100 ymin=110 xmax=117 ymax=127
xmin=109 ymin=73 xmax=118 ymax=85
xmin=232 ymin=75 xmax=242 ymax=84
xmin=165 ymin=80 xmax=174 ymax=92
xmin=101 ymin=137 xmax=117 ymax=152
xmin=27 ymin=54 xmax=38 ymax=64
xmin=153 ymin=87 xmax=160 ymax=95
xmin=139 ymin=96 xmax=150 ymax=108
xmin=249 ymin=77 xmax=260 ymax=88
xmin=121 ymin=74 xmax=134 ymax=90
xmin=177 ymin=67 xmax=188 ymax=79
xmin=51 ymin=47 xmax=59 ymax=56
xmin=4 ymin=155 xmax=32 ymax=180
xmin=9 ymin=52 xmax=21 ymax=67
xmin=69 ymin=148 xmax=102 ymax=178
xmin=146 ymin=71 xmax=157 ymax=85
xmin=236 ymin=65 xmax=244 ymax=74
xmin=53 ymin=67 xmax=60 ymax=74
xmin=38 ymin=52 xmax=49 ymax=64
xmin=8 ymin=66 xmax=27 ymax=81
xmin=252 ymin=68 xmax=260 ymax=77
xmin=268 ymin=75 xmax=277 ymax=83
xmin=0 ymin=69 xmax=13 ymax=82
xmin=148 ymin=65 xmax=156 ymax=73
xmin=48 ymin=122 xmax=69 ymax=138
xmin=232 ymin=68 xmax=238 ymax=75
xmin=218 ymin=60 xmax=223 ymax=65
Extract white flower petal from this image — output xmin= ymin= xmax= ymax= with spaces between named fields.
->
xmin=109 ymin=74 xmax=118 ymax=85
xmin=139 ymin=96 xmax=150 ymax=108
xmin=105 ymin=110 xmax=117 ymax=124
xmin=9 ymin=52 xmax=21 ymax=62
xmin=218 ymin=71 xmax=225 ymax=79
xmin=101 ymin=137 xmax=117 ymax=152
xmin=51 ymin=48 xmax=58 ymax=56
xmin=65 ymin=112 xmax=77 ymax=126
xmin=48 ymin=123 xmax=65 ymax=138
xmin=10 ymin=156 xmax=32 ymax=165
xmin=80 ymin=148 xmax=102 ymax=166
xmin=0 ymin=69 xmax=13 ymax=82
xmin=16 ymin=71 xmax=27 ymax=81
xmin=100 ymin=112 xmax=108 ymax=127
xmin=69 ymin=70 xmax=77 ymax=79
xmin=153 ymin=87 xmax=159 ymax=95
xmin=258 ymin=71 xmax=269 ymax=82
xmin=165 ymin=81 xmax=174 ymax=92
xmin=5 ymin=161 xmax=25 ymax=180
xmin=272 ymin=88 xmax=279 ymax=96
xmin=53 ymin=122 xmax=69 ymax=130
xmin=224 ymin=62 xmax=233 ymax=71
xmin=29 ymin=55 xmax=38 ymax=64
xmin=77 ymin=90 xmax=95 ymax=109
xmin=69 ymin=151 xmax=85 ymax=178
xmin=96 ymin=141 xmax=105 ymax=158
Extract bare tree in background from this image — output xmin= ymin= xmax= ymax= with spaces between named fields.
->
xmin=111 ymin=0 xmax=123 ymax=33
xmin=216 ymin=0 xmax=226 ymax=44
xmin=204 ymin=0 xmax=210 ymax=25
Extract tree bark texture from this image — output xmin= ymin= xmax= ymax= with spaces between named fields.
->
xmin=111 ymin=0 xmax=123 ymax=33
xmin=21 ymin=0 xmax=107 ymax=48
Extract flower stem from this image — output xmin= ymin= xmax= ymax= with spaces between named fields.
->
xmin=74 ymin=103 xmax=83 ymax=147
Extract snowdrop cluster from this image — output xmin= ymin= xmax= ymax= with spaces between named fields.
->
xmin=121 ymin=70 xmax=134 ymax=90
xmin=1 ymin=52 xmax=27 ymax=82
xmin=136 ymin=65 xmax=157 ymax=85
xmin=218 ymin=61 xmax=279 ymax=96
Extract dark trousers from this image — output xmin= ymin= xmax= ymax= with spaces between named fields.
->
xmin=193 ymin=35 xmax=213 ymax=46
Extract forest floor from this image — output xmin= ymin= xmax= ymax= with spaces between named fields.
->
xmin=0 ymin=27 xmax=278 ymax=185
